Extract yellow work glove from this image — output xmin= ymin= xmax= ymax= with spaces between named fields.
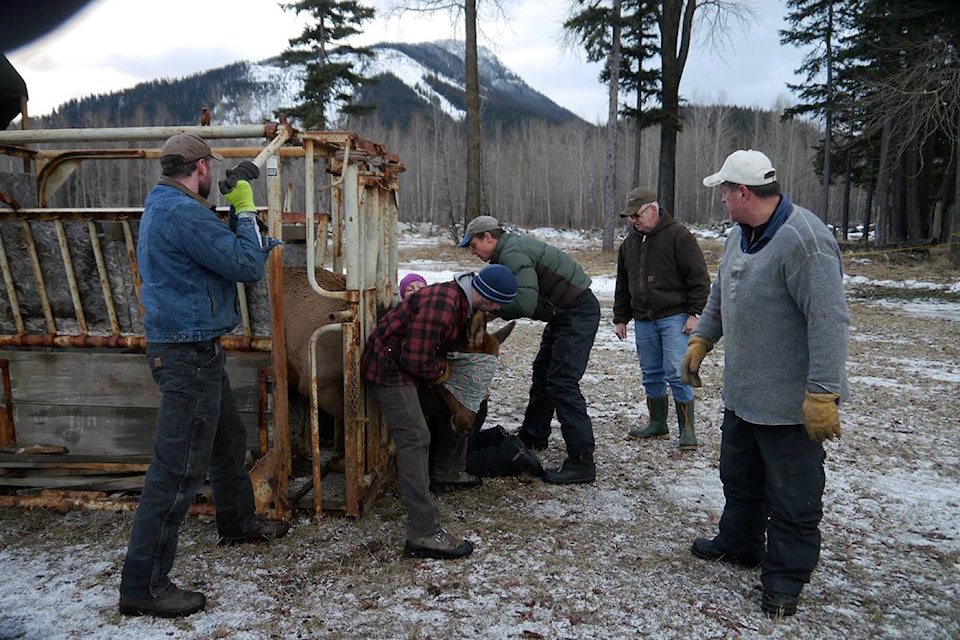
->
xmin=802 ymin=391 xmax=842 ymax=442
xmin=681 ymin=335 xmax=714 ymax=387
xmin=434 ymin=357 xmax=451 ymax=385
xmin=224 ymin=179 xmax=256 ymax=214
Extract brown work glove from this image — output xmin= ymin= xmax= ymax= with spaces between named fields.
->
xmin=802 ymin=391 xmax=842 ymax=442
xmin=434 ymin=357 xmax=451 ymax=385
xmin=681 ymin=336 xmax=714 ymax=387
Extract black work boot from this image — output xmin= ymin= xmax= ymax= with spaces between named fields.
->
xmin=518 ymin=431 xmax=548 ymax=451
xmin=690 ymin=537 xmax=763 ymax=567
xmin=119 ymin=585 xmax=206 ymax=618
xmin=761 ymin=590 xmax=799 ymax=617
xmin=217 ymin=516 xmax=290 ymax=546
xmin=542 ymin=455 xmax=595 ymax=484
xmin=506 ymin=435 xmax=544 ymax=477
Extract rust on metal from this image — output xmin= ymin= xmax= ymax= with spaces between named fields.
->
xmin=0 ymin=122 xmax=403 ymax=520
xmin=0 ymin=360 xmax=14 ymax=448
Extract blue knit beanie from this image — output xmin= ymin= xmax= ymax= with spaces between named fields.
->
xmin=472 ymin=264 xmax=517 ymax=304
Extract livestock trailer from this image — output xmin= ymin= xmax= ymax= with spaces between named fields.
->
xmin=0 ymin=120 xmax=402 ymax=520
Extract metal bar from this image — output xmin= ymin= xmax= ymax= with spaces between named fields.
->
xmin=0 ymin=334 xmax=271 ymax=351
xmin=0 ymin=124 xmax=278 ymax=145
xmin=0 ymin=360 xmax=14 ymax=448
xmin=308 ymin=322 xmax=347 ymax=518
xmin=121 ymin=219 xmax=142 ymax=312
xmin=0 ymin=229 xmax=25 ymax=334
xmin=237 ymin=282 xmax=252 ymax=337
xmin=87 ymin=220 xmax=121 ymax=335
xmin=265 ymin=150 xmax=291 ymax=520
xmin=20 ymin=220 xmax=56 ymax=333
xmin=54 ymin=219 xmax=88 ymax=335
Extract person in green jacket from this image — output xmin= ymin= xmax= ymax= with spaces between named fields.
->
xmin=459 ymin=216 xmax=600 ymax=484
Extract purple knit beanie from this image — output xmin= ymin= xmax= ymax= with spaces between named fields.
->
xmin=399 ymin=273 xmax=428 ymax=299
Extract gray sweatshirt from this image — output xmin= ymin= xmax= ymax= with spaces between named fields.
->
xmin=694 ymin=202 xmax=850 ymax=425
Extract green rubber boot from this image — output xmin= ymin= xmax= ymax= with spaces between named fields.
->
xmin=628 ymin=396 xmax=669 ymax=439
xmin=676 ymin=399 xmax=698 ymax=450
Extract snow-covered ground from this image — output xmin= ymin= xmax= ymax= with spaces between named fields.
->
xmin=1 ymin=226 xmax=957 ymax=640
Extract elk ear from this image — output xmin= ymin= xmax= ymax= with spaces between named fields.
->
xmin=467 ymin=311 xmax=487 ymax=350
xmin=491 ymin=320 xmax=515 ymax=345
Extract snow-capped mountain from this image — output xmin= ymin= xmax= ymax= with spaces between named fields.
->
xmin=40 ymin=41 xmax=586 ymax=130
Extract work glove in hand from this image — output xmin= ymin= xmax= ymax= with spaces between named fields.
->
xmin=802 ymin=391 xmax=842 ymax=442
xmin=434 ymin=357 xmax=451 ymax=385
xmin=218 ymin=160 xmax=260 ymax=195
xmin=224 ymin=179 xmax=256 ymax=213
xmin=681 ymin=335 xmax=714 ymax=387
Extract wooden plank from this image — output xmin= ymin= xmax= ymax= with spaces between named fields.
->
xmin=0 ymin=474 xmax=145 ymax=491
xmin=10 ymin=404 xmax=264 ymax=456
xmin=0 ymin=350 xmax=271 ymax=457
xmin=2 ymin=350 xmax=270 ymax=411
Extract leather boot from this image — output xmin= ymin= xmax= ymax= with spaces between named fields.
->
xmin=676 ymin=399 xmax=698 ymax=450
xmin=628 ymin=396 xmax=669 ymax=439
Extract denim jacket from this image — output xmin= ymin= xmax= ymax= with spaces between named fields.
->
xmin=137 ymin=178 xmax=279 ymax=343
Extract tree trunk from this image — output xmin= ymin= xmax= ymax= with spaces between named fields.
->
xmin=841 ymin=151 xmax=852 ymax=241
xmin=657 ymin=0 xmax=696 ymax=215
xmin=874 ymin=118 xmax=893 ymax=247
xmin=819 ymin=2 xmax=834 ymax=222
xmin=464 ymin=0 xmax=481 ymax=222
xmin=602 ymin=0 xmax=622 ymax=252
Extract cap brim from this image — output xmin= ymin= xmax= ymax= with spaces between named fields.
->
xmin=702 ymin=172 xmax=723 ymax=187
xmin=209 ymin=150 xmax=225 ymax=161
xmin=457 ymin=234 xmax=473 ymax=248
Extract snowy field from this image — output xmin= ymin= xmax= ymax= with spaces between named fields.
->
xmin=0 ymin=225 xmax=957 ymax=640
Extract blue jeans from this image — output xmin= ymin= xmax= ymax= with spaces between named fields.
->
xmin=714 ymin=410 xmax=826 ymax=597
xmin=519 ymin=290 xmax=600 ymax=460
xmin=633 ymin=313 xmax=693 ymax=402
xmin=120 ymin=340 xmax=257 ymax=599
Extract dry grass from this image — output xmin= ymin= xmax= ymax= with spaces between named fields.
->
xmin=0 ymin=235 xmax=958 ymax=639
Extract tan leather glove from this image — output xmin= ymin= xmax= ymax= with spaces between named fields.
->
xmin=681 ymin=336 xmax=714 ymax=387
xmin=434 ymin=357 xmax=451 ymax=385
xmin=802 ymin=391 xmax=842 ymax=442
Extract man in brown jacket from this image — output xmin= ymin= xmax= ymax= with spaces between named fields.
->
xmin=613 ymin=187 xmax=711 ymax=449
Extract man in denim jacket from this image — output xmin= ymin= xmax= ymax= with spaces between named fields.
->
xmin=119 ymin=134 xmax=286 ymax=618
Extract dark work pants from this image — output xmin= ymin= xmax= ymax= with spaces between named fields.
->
xmin=715 ymin=409 xmax=826 ymax=597
xmin=120 ymin=340 xmax=256 ymax=599
xmin=519 ymin=289 xmax=600 ymax=460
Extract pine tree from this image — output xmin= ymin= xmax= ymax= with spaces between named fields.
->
xmin=280 ymin=0 xmax=377 ymax=130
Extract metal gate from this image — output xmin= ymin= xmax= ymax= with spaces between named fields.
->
xmin=0 ymin=121 xmax=402 ymax=519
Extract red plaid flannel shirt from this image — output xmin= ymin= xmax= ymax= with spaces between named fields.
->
xmin=361 ymin=281 xmax=470 ymax=386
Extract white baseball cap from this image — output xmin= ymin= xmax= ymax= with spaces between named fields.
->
xmin=703 ymin=150 xmax=777 ymax=187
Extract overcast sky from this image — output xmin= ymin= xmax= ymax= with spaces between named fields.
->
xmin=6 ymin=0 xmax=805 ymax=122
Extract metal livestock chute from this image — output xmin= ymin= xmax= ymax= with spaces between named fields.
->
xmin=0 ymin=121 xmax=403 ymax=520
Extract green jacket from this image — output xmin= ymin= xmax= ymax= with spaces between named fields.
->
xmin=491 ymin=232 xmax=592 ymax=322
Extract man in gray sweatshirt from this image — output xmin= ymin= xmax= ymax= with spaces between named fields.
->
xmin=682 ymin=149 xmax=849 ymax=618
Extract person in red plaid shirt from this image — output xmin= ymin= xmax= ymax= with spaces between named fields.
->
xmin=362 ymin=264 xmax=518 ymax=559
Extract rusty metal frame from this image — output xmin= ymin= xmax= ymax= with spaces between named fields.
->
xmin=0 ymin=123 xmax=402 ymax=519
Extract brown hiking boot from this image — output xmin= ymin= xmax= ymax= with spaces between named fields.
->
xmin=404 ymin=528 xmax=474 ymax=559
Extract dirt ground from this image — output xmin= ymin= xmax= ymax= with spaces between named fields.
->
xmin=0 ymin=238 xmax=958 ymax=640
